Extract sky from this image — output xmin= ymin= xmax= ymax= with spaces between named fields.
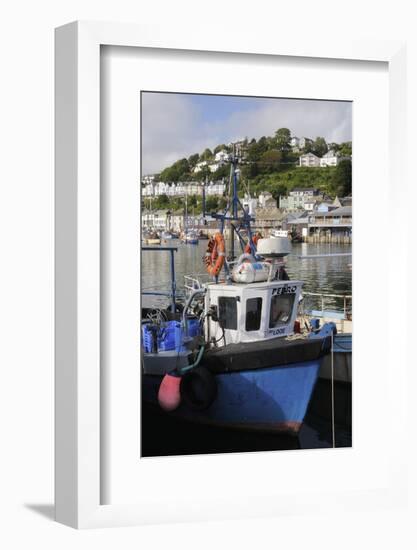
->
xmin=141 ymin=92 xmax=352 ymax=175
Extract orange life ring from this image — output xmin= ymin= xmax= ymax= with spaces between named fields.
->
xmin=244 ymin=233 xmax=261 ymax=254
xmin=204 ymin=232 xmax=226 ymax=276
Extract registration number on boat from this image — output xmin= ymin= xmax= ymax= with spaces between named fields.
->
xmin=272 ymin=285 xmax=297 ymax=295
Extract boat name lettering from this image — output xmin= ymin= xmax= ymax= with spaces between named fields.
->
xmin=269 ymin=327 xmax=286 ymax=336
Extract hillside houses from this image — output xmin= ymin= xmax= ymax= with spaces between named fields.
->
xmin=141 ymin=180 xmax=226 ymax=197
xmin=193 ymin=161 xmax=209 ymax=173
xmin=299 ymin=149 xmax=351 ymax=167
xmin=299 ymin=137 xmax=313 ymax=150
xmin=299 ymin=152 xmax=321 ymax=167
xmin=192 ymin=149 xmax=231 ymax=174
xmin=214 ymin=150 xmax=230 ymax=163
xmin=320 ymin=149 xmax=339 ymax=167
xmin=253 ymin=206 xmax=286 ymax=231
xmin=258 ymin=191 xmax=277 ymax=208
xmin=290 ymin=136 xmax=315 ymax=153
xmin=279 ymin=188 xmax=323 ymax=211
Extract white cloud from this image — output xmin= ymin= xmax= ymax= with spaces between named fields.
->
xmin=141 ymin=93 xmax=352 ymax=174
xmin=141 ymin=93 xmax=216 ymax=174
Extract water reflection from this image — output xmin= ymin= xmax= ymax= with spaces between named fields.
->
xmin=141 ymin=241 xmax=352 ymax=311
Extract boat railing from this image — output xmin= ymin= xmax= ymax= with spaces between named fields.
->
xmin=184 ymin=275 xmax=203 ymax=293
xmin=141 ymin=246 xmax=179 ymax=312
xmin=300 ymin=291 xmax=352 ymax=320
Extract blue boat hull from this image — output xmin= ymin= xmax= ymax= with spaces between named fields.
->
xmin=143 ymin=359 xmax=322 ymax=434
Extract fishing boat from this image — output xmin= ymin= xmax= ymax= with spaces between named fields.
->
xmin=141 ymin=151 xmax=336 ymax=435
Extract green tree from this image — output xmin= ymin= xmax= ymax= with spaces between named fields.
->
xmin=188 ymin=153 xmax=199 ymax=167
xmin=218 ymin=197 xmax=228 ymax=210
xmin=211 ymin=164 xmax=230 ymax=180
xmin=274 ymin=128 xmax=291 ymax=156
xmin=195 ymin=164 xmax=211 ymax=182
xmin=200 ymin=148 xmax=213 ymax=161
xmin=170 ymin=197 xmax=184 ymax=211
xmin=213 ymin=144 xmax=227 ymax=154
xmin=301 ymin=140 xmax=313 ymax=154
xmin=188 ymin=194 xmax=198 ymax=208
xmin=159 ymin=158 xmax=190 ymax=182
xmin=332 ymin=159 xmax=352 ymax=196
xmin=242 ymin=162 xmax=259 ymax=179
xmin=339 ymin=141 xmax=352 ymax=156
xmin=205 ymin=196 xmax=218 ymax=212
xmin=156 ymin=194 xmax=170 ymax=208
xmin=312 ymin=137 xmax=328 ymax=157
xmin=246 ymin=137 xmax=268 ymax=162
xmin=270 ymin=182 xmax=288 ymax=202
xmin=259 ymin=150 xmax=282 ymax=173
xmin=328 ymin=142 xmax=340 ymax=153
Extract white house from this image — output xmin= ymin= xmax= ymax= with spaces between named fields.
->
xmin=142 ymin=183 xmax=154 ymax=197
xmin=299 ymin=152 xmax=320 ymax=167
xmin=316 ymin=202 xmax=337 ymax=213
xmin=141 ymin=209 xmax=171 ymax=230
xmin=142 ymin=174 xmax=157 ymax=185
xmin=214 ymin=150 xmax=230 ymax=163
xmin=153 ymin=181 xmax=169 ymax=195
xmin=289 ymin=188 xmax=319 ymax=197
xmin=304 ymin=199 xmax=318 ymax=211
xmin=320 ymin=149 xmax=339 ymax=167
xmin=299 ymin=137 xmax=313 ymax=150
xmin=206 ymin=181 xmax=226 ymax=195
xmin=258 ymin=191 xmax=276 ymax=208
xmin=279 ymin=188 xmax=321 ymax=211
xmin=193 ymin=160 xmax=208 ymax=173
xmin=290 ymin=136 xmax=300 ymax=150
xmin=242 ymin=195 xmax=258 ymax=216
xmin=209 ymin=163 xmax=221 ymax=173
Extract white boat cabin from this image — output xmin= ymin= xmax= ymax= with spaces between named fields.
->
xmin=204 ymin=279 xmax=303 ymax=345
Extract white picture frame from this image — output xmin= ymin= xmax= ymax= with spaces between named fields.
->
xmin=55 ymin=21 xmax=407 ymax=529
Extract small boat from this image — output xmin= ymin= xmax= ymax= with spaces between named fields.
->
xmin=298 ymin=292 xmax=352 ymax=383
xmin=270 ymin=229 xmax=289 ymax=238
xmin=161 ymin=230 xmax=177 ymax=240
xmin=181 ymin=229 xmax=199 ymax=245
xmin=142 ymin=230 xmax=161 ymax=245
xmin=319 ymin=332 xmax=351 ymax=383
xmin=141 ymin=151 xmax=336 ymax=435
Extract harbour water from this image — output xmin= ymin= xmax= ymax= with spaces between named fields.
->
xmin=142 ymin=241 xmax=352 ymax=308
xmin=141 ymin=241 xmax=352 ymax=456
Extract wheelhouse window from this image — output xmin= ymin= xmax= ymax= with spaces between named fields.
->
xmin=245 ymin=297 xmax=262 ymax=331
xmin=269 ymin=294 xmax=295 ymax=328
xmin=218 ymin=297 xmax=237 ymax=330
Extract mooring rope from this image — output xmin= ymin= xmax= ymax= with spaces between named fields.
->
xmin=331 ymin=330 xmax=335 ymax=448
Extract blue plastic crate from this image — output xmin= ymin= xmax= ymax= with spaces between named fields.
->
xmin=158 ymin=321 xmax=182 ymax=351
xmin=186 ymin=317 xmax=201 ymax=338
xmin=142 ymin=321 xmax=183 ymax=353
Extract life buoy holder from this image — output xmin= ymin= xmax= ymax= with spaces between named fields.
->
xmin=204 ymin=232 xmax=226 ymax=277
xmin=244 ymin=233 xmax=261 ymax=254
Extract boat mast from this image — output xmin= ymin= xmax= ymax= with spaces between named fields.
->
xmin=209 ymin=143 xmax=257 ymax=267
xmin=184 ymin=187 xmax=188 ymax=232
